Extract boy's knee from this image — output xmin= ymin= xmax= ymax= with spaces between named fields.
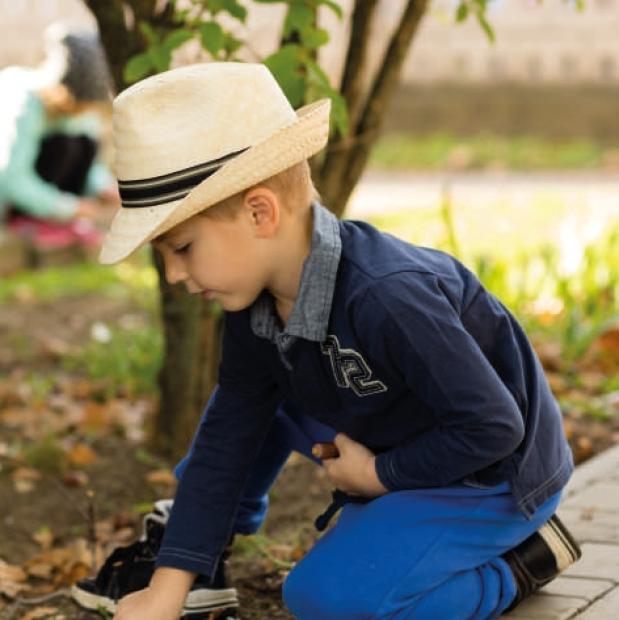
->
xmin=283 ymin=558 xmax=356 ymax=620
xmin=282 ymin=561 xmax=321 ymax=619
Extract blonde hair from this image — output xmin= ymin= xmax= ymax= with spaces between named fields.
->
xmin=204 ymin=159 xmax=319 ymax=220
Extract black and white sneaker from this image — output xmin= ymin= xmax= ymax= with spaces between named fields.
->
xmin=71 ymin=500 xmax=239 ymax=618
xmin=503 ymin=513 xmax=581 ymax=611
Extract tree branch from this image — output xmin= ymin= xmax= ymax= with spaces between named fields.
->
xmin=338 ymin=0 xmax=379 ymax=133
xmin=317 ymin=0 xmax=429 ymax=216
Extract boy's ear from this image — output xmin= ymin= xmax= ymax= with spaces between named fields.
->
xmin=243 ymin=186 xmax=280 ymax=238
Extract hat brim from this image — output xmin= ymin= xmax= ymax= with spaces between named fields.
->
xmin=99 ymin=98 xmax=331 ymax=265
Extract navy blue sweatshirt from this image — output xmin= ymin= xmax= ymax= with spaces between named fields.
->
xmin=156 ymin=204 xmax=573 ymax=579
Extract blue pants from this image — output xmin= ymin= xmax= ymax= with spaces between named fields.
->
xmin=176 ymin=403 xmax=561 ymax=619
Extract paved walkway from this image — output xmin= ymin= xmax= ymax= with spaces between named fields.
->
xmin=503 ymin=444 xmax=619 ymax=619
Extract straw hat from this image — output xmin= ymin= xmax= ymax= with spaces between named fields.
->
xmin=99 ymin=62 xmax=331 ymax=264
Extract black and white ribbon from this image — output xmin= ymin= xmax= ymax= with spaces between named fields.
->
xmin=118 ymin=147 xmax=249 ymax=208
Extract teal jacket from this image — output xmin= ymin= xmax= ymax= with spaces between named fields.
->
xmin=0 ymin=67 xmax=112 ymax=221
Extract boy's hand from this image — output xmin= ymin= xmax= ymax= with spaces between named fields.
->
xmin=113 ymin=587 xmax=179 ymax=620
xmin=320 ymin=433 xmax=389 ymax=498
xmin=113 ymin=567 xmax=194 ymax=620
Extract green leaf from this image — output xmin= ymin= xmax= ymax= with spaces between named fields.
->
xmin=147 ymin=45 xmax=172 ymax=72
xmin=200 ymin=21 xmax=225 ymax=56
xmin=123 ymin=52 xmax=154 ymax=84
xmin=328 ymin=90 xmax=349 ymax=136
xmin=304 ymin=57 xmax=331 ymax=90
xmin=301 ymin=26 xmax=329 ymax=49
xmin=284 ymin=3 xmax=315 ymax=37
xmin=317 ymin=0 xmax=343 ymax=19
xmin=264 ymin=45 xmax=306 ymax=107
xmin=163 ymin=28 xmax=194 ymax=53
xmin=207 ymin=0 xmax=248 ymax=21
xmin=138 ymin=21 xmax=158 ymax=45
xmin=456 ymin=2 xmax=469 ymax=22
xmin=223 ymin=33 xmax=243 ymax=57
xmin=476 ymin=12 xmax=495 ymax=43
xmin=303 ymin=57 xmax=348 ymax=135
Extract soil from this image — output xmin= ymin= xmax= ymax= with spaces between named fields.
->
xmin=1 ymin=290 xmax=618 ymax=620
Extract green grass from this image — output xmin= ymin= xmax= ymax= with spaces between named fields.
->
xmin=3 ymin=197 xmax=617 ymax=397
xmin=368 ymin=200 xmax=619 ymax=367
xmin=369 ymin=132 xmax=611 ymax=171
xmin=63 ymin=321 xmax=163 ymax=399
xmin=0 ymin=247 xmax=157 ymax=305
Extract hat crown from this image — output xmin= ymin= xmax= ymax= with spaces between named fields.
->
xmin=113 ymin=63 xmax=297 ymax=181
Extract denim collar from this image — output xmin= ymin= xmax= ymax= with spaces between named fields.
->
xmin=250 ymin=202 xmax=341 ymax=345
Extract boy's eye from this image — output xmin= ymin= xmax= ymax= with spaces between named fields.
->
xmin=174 ymin=243 xmax=191 ymax=255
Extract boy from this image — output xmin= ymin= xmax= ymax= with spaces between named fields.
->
xmin=75 ymin=63 xmax=580 ymax=619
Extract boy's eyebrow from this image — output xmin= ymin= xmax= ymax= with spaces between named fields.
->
xmin=152 ymin=232 xmax=169 ymax=244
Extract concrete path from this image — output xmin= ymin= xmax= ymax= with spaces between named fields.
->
xmin=347 ymin=170 xmax=619 ymax=220
xmin=503 ymin=444 xmax=619 ymax=619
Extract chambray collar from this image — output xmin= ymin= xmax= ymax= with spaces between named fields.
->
xmin=250 ymin=202 xmax=342 ymax=344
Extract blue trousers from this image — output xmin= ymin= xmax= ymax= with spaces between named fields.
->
xmin=176 ymin=403 xmax=561 ymax=620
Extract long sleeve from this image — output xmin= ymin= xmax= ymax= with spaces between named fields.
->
xmin=2 ymin=94 xmax=78 ymax=220
xmin=156 ymin=311 xmax=281 ymax=578
xmin=358 ymin=273 xmax=525 ymax=491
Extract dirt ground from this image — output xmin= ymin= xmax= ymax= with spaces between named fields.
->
xmin=0 ymin=293 xmax=333 ymax=619
xmin=1 ymin=291 xmax=618 ymax=620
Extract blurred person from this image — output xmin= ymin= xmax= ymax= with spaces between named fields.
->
xmin=0 ymin=22 xmax=119 ymax=252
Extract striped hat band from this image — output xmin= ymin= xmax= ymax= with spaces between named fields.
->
xmin=118 ymin=146 xmax=249 ymax=208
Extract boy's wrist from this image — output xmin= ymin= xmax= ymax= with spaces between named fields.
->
xmin=366 ymin=456 xmax=389 ymax=497
xmin=149 ymin=566 xmax=196 ymax=607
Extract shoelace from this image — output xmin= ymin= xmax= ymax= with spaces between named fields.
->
xmin=314 ymin=489 xmax=371 ymax=532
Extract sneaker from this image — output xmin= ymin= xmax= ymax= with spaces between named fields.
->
xmin=503 ymin=513 xmax=581 ymax=611
xmin=71 ymin=500 xmax=239 ymax=618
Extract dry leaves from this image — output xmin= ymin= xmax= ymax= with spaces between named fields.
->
xmin=67 ymin=443 xmax=98 ymax=468
xmin=12 ymin=467 xmax=42 ymax=494
xmin=146 ymin=469 xmax=176 ymax=487
xmin=24 ymin=539 xmax=91 ymax=587
xmin=18 ymin=607 xmax=62 ymax=620
xmin=0 ymin=559 xmax=28 ymax=598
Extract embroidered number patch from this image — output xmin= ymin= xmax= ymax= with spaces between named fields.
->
xmin=321 ymin=335 xmax=388 ymax=397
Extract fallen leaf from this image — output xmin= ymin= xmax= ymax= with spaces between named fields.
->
xmin=585 ymin=324 xmax=619 ymax=371
xmin=12 ymin=467 xmax=42 ymax=494
xmin=0 ymin=559 xmax=28 ymax=598
xmin=78 ymin=402 xmax=111 ymax=434
xmin=24 ymin=539 xmax=93 ymax=587
xmin=62 ymin=471 xmax=89 ymax=488
xmin=146 ymin=469 xmax=176 ymax=486
xmin=18 ymin=607 xmax=59 ymax=620
xmin=67 ymin=443 xmax=98 ymax=467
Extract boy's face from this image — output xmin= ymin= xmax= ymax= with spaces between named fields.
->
xmin=153 ymin=206 xmax=270 ymax=312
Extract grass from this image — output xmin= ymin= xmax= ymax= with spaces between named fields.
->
xmin=62 ymin=321 xmax=163 ymax=399
xmin=2 ymin=195 xmax=617 ymax=397
xmin=0 ymin=247 xmax=156 ymax=306
xmin=367 ymin=196 xmax=619 ymax=367
xmin=369 ymin=132 xmax=614 ymax=171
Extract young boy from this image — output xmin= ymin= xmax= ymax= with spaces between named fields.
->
xmin=74 ymin=62 xmax=580 ymax=619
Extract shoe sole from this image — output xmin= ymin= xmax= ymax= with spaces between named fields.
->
xmin=71 ymin=584 xmax=239 ymax=615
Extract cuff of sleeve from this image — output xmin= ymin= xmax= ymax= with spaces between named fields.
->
xmin=375 ymin=452 xmax=404 ymax=492
xmin=53 ymin=194 xmax=79 ymax=221
xmin=156 ymin=547 xmax=219 ymax=581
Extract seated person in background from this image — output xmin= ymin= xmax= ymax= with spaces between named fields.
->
xmin=0 ymin=22 xmax=119 ymax=251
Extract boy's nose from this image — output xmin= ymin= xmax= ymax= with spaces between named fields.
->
xmin=164 ymin=257 xmax=188 ymax=285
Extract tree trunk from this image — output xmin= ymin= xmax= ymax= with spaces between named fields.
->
xmin=85 ymin=0 xmax=430 ymax=458
xmin=151 ymin=250 xmax=222 ymax=457
xmin=85 ymin=0 xmax=218 ymax=457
